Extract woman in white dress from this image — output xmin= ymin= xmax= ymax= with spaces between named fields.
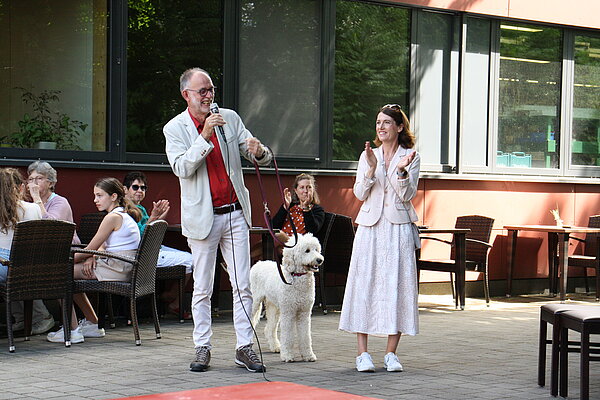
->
xmin=339 ymin=104 xmax=421 ymax=373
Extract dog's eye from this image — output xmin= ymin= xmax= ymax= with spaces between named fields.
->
xmin=305 ymin=249 xmax=310 ymax=253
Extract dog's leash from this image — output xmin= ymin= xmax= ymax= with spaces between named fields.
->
xmin=253 ymin=145 xmax=298 ymax=285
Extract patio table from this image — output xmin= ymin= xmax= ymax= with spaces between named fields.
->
xmin=504 ymin=224 xmax=600 ymax=302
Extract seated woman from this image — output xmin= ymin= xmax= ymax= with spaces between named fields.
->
xmin=47 ymin=177 xmax=142 ymax=344
xmin=0 ymin=168 xmax=43 ymax=280
xmin=251 ymin=173 xmax=325 ymax=262
xmin=10 ymin=161 xmax=82 ymax=335
xmin=27 ymin=161 xmax=81 ymax=245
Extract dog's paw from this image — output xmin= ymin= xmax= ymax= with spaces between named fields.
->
xmin=270 ymin=346 xmax=280 ymax=353
xmin=301 ymin=353 xmax=317 ymax=362
xmin=280 ymin=353 xmax=295 ymax=362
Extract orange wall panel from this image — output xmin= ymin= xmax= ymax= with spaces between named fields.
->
xmin=391 ymin=0 xmax=509 ymax=16
xmin=9 ymin=165 xmax=600 ymax=285
xmin=391 ymin=0 xmax=600 ymax=29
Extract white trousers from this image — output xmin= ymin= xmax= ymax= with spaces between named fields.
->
xmin=188 ymin=210 xmax=253 ymax=350
xmin=157 ymin=245 xmax=193 ymax=274
xmin=11 ymin=300 xmax=52 ymax=324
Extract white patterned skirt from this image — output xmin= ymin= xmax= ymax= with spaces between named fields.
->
xmin=339 ymin=218 xmax=419 ymax=336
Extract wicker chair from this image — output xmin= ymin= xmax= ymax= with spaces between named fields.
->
xmin=314 ymin=212 xmax=355 ymax=314
xmin=565 ymin=215 xmax=600 ymax=300
xmin=0 ymin=220 xmax=76 ymax=352
xmin=78 ymin=212 xmax=188 ymax=323
xmin=418 ymin=215 xmax=495 ymax=309
xmin=77 ymin=212 xmax=107 ymax=245
xmin=72 ymin=220 xmax=167 ymax=345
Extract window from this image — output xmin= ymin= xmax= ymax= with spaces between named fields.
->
xmin=333 ymin=1 xmax=410 ymax=162
xmin=0 ymin=0 xmax=108 ymax=151
xmin=461 ymin=17 xmax=491 ymax=168
xmin=412 ymin=10 xmax=459 ymax=170
xmin=238 ymin=0 xmax=321 ymax=160
xmin=497 ymin=23 xmax=562 ymax=170
xmin=126 ymin=0 xmax=223 ymax=154
xmin=571 ymin=33 xmax=600 ymax=167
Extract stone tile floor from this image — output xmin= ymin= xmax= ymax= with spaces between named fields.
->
xmin=0 ymin=294 xmax=598 ymax=400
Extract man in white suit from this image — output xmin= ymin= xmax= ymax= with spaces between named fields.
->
xmin=164 ymin=67 xmax=272 ymax=372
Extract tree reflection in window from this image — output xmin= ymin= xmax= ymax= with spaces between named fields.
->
xmin=572 ymin=33 xmax=600 ymax=166
xmin=333 ymin=1 xmax=410 ymax=161
xmin=127 ymin=0 xmax=223 ymax=154
xmin=498 ymin=23 xmax=562 ymax=169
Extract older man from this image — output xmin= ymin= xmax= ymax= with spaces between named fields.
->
xmin=164 ymin=67 xmax=272 ymax=372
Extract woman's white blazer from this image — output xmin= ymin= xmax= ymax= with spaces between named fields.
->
xmin=353 ymin=146 xmax=420 ymax=227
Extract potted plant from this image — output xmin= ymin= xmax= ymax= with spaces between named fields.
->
xmin=9 ymin=87 xmax=87 ymax=150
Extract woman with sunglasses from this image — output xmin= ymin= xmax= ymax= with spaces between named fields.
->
xmin=339 ymin=104 xmax=421 ymax=373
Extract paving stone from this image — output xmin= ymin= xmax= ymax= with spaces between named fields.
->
xmin=0 ymin=294 xmax=598 ymax=399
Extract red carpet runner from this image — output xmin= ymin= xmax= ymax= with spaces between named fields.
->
xmin=109 ymin=381 xmax=381 ymax=400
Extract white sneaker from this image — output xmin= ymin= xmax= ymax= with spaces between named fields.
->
xmin=356 ymin=352 xmax=375 ymax=372
xmin=384 ymin=352 xmax=403 ymax=372
xmin=31 ymin=316 xmax=55 ymax=335
xmin=47 ymin=326 xmax=84 ymax=344
xmin=78 ymin=318 xmax=105 ymax=338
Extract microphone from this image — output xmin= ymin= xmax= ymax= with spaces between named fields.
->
xmin=209 ymin=102 xmax=226 ymax=143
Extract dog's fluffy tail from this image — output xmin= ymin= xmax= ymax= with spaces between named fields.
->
xmin=251 ymin=297 xmax=263 ymax=328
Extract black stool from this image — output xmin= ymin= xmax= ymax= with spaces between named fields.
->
xmin=539 ymin=304 xmax=590 ymax=395
xmin=559 ymin=308 xmax=600 ymax=400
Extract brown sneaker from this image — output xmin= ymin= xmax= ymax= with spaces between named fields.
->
xmin=235 ymin=344 xmax=266 ymax=372
xmin=190 ymin=346 xmax=211 ymax=372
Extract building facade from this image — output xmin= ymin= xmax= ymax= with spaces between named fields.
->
xmin=1 ymin=0 xmax=600 ymax=294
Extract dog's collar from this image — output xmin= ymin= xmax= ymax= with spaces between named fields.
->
xmin=291 ymin=272 xmax=307 ymax=277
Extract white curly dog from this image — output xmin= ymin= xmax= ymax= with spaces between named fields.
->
xmin=250 ymin=233 xmax=324 ymax=362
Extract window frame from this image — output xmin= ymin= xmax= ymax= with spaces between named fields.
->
xmin=563 ymin=29 xmax=600 ymax=177
xmin=458 ymin=18 xmax=600 ymax=179
xmin=3 ymin=1 xmax=600 ymax=182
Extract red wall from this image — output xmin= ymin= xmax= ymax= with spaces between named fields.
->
xmin=9 ymin=166 xmax=600 ymax=284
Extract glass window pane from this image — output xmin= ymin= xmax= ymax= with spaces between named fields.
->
xmin=462 ymin=17 xmax=491 ymax=167
xmin=498 ymin=23 xmax=562 ymax=169
xmin=127 ymin=0 xmax=223 ymax=153
xmin=333 ymin=1 xmax=410 ymax=161
xmin=414 ymin=11 xmax=457 ymax=167
xmin=1 ymin=0 xmax=108 ymax=151
xmin=239 ymin=0 xmax=321 ymax=159
xmin=571 ymin=33 xmax=600 ymax=166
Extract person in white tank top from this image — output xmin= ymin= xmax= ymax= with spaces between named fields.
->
xmin=47 ymin=177 xmax=142 ymax=344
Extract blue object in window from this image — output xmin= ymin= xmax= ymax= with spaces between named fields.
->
xmin=509 ymin=152 xmax=532 ymax=168
xmin=497 ymin=151 xmax=510 ymax=167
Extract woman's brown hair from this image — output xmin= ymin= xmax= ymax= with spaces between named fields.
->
xmin=373 ymin=104 xmax=415 ymax=149
xmin=95 ymin=177 xmax=142 ymax=222
xmin=0 ymin=168 xmax=24 ymax=234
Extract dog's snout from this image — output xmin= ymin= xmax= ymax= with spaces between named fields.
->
xmin=316 ymin=257 xmax=323 ymax=265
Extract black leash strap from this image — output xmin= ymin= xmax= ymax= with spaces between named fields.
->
xmin=253 ymin=146 xmax=298 ymax=285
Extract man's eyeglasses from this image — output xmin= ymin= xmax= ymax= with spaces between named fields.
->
xmin=185 ymin=87 xmax=216 ymax=97
xmin=382 ymin=103 xmax=402 ymax=111
xmin=131 ymin=184 xmax=147 ymax=191
xmin=27 ymin=176 xmax=47 ymax=183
